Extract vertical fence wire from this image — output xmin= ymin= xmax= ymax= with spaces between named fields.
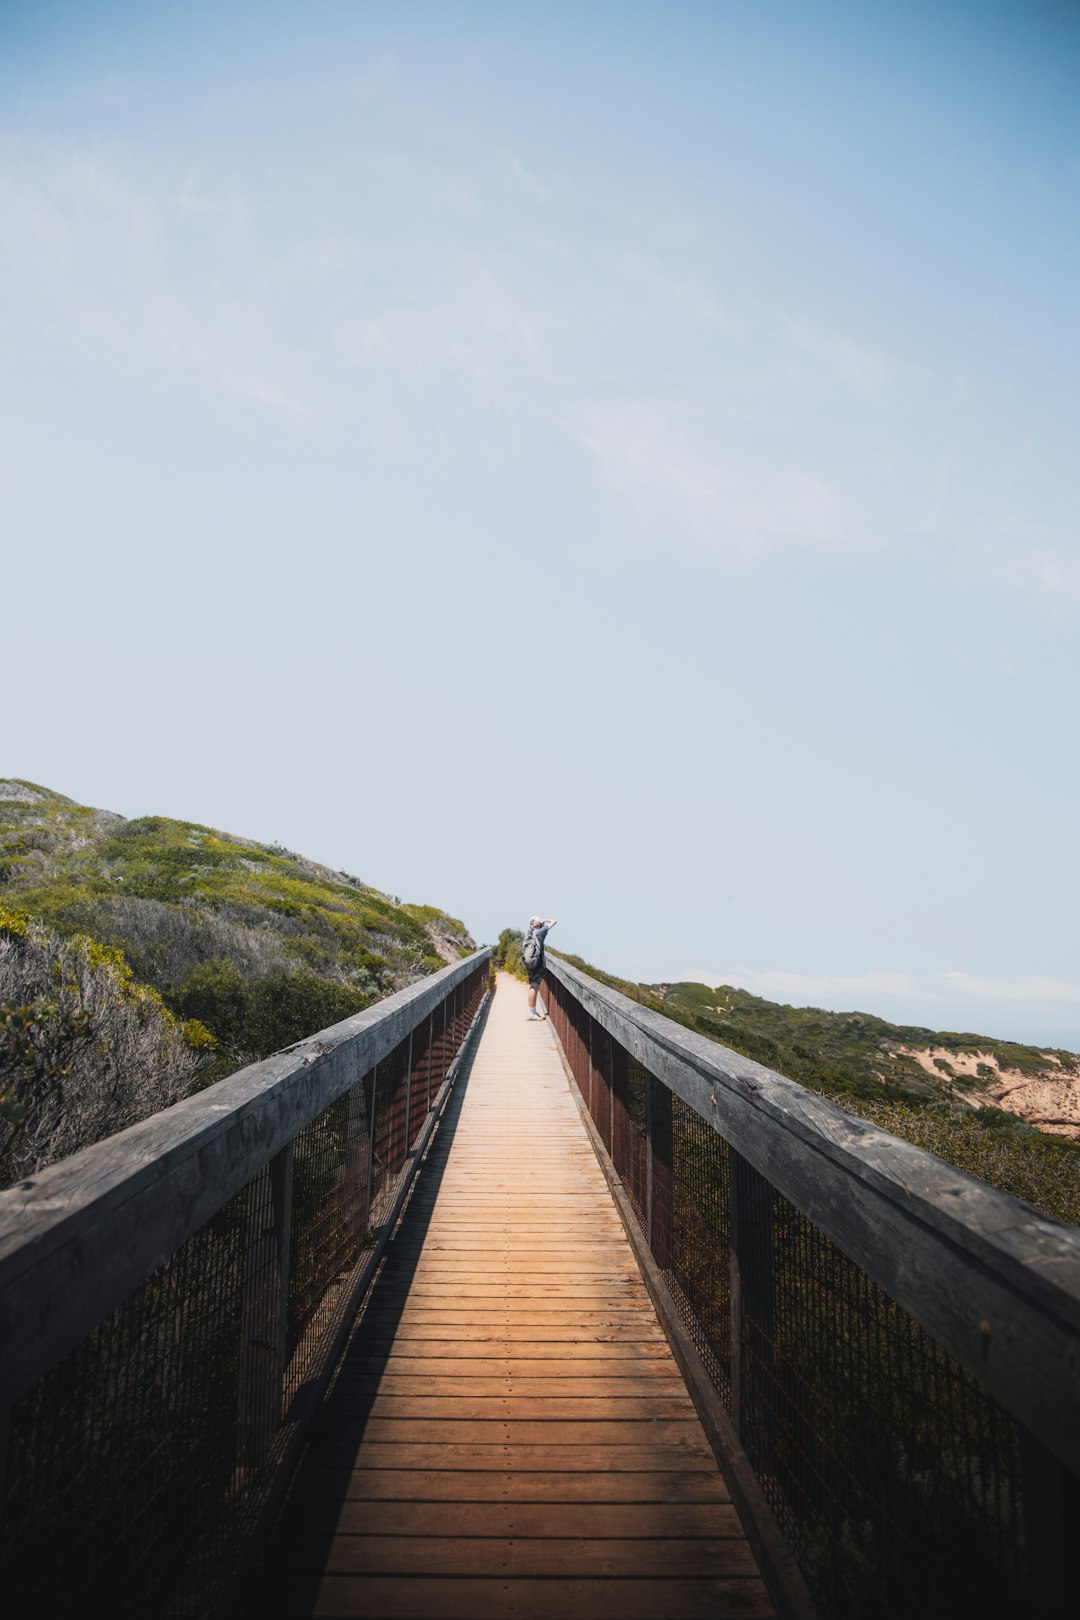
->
xmin=407 ymin=1012 xmax=434 ymax=1147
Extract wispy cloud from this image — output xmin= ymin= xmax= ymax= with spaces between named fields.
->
xmin=618 ymin=257 xmax=743 ymax=337
xmin=578 ymin=401 xmax=849 ymax=555
xmin=0 ymin=139 xmax=315 ymax=420
xmin=942 ymin=972 xmax=1080 ymax=1004
xmin=682 ymin=968 xmax=918 ymax=1002
xmin=783 ymin=318 xmax=900 ymax=399
xmin=952 ymin=532 xmax=1080 ymax=617
xmin=3 ymin=120 xmax=1075 ymax=616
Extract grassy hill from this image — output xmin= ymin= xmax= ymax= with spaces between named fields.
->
xmin=0 ymin=779 xmax=474 ymax=1182
xmin=551 ymin=951 xmax=1080 ymax=1226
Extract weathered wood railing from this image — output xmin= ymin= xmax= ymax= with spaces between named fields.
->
xmin=0 ymin=949 xmax=492 ymax=1617
xmin=542 ymin=955 xmax=1080 ymax=1620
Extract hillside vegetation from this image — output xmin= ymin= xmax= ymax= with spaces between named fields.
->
xmin=551 ymin=951 xmax=1080 ymax=1226
xmin=493 ymin=927 xmax=529 ymax=981
xmin=0 ymin=780 xmax=474 ymax=1183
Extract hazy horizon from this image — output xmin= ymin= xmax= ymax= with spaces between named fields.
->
xmin=3 ymin=2 xmax=1077 ymax=1048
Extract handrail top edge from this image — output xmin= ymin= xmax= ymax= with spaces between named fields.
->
xmin=0 ymin=949 xmax=491 ymax=1263
xmin=546 ymin=954 xmax=1080 ymax=1279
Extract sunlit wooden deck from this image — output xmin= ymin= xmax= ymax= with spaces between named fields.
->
xmin=263 ymin=973 xmax=775 ymax=1619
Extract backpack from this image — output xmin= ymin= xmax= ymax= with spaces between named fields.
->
xmin=521 ymin=931 xmax=543 ymax=973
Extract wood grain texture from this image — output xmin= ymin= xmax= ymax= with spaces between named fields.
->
xmin=288 ymin=1575 xmax=776 ymax=1619
xmin=260 ymin=974 xmax=774 ymax=1619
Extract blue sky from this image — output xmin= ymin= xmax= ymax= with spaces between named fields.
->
xmin=2 ymin=1 xmax=1078 ymax=1045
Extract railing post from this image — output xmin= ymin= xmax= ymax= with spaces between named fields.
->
xmin=610 ymin=1038 xmax=629 ymax=1184
xmin=1020 ymin=1427 xmax=1080 ymax=1613
xmin=439 ymin=991 xmax=449 ymax=1083
xmin=236 ymin=1141 xmax=294 ymax=1466
xmin=0 ymin=1402 xmax=10 ymax=1525
xmin=645 ymin=1074 xmax=673 ymax=1271
xmin=346 ymin=1077 xmax=370 ymax=1231
xmin=361 ymin=1064 xmax=378 ymax=1235
xmin=400 ymin=1030 xmax=413 ymax=1162
xmin=590 ymin=1020 xmax=604 ymax=1145
xmin=729 ymin=1148 xmax=774 ymax=1443
xmin=586 ymin=1014 xmax=594 ymax=1118
xmin=588 ymin=1021 xmax=610 ymax=1152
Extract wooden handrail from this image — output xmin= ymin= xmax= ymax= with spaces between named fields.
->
xmin=545 ymin=954 xmax=1080 ymax=1475
xmin=0 ymin=949 xmax=492 ymax=1402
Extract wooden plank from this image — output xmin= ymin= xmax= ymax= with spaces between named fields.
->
xmin=359 ymin=1308 xmax=667 ymax=1321
xmin=301 ymin=1443 xmax=720 ymax=1472
xmin=333 ymin=1376 xmax=688 ymax=1398
xmin=324 ymin=1395 xmax=698 ymax=1421
xmin=341 ymin=1359 xmax=680 ymax=1380
xmin=292 ymin=1500 xmax=744 ymax=1536
xmin=372 ymin=1281 xmax=645 ymax=1296
xmin=352 ymin=1340 xmax=676 ymax=1361
xmin=300 ymin=1535 xmax=762 ymax=1577
xmin=290 ymin=1574 xmax=776 ymax=1619
xmin=313 ymin=1418 xmax=713 ymax=1448
xmin=354 ymin=1324 xmax=669 ymax=1343
xmin=302 ymin=1468 xmax=732 ymax=1503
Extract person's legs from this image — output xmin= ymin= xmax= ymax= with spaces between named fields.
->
xmin=527 ymin=978 xmax=544 ymax=1018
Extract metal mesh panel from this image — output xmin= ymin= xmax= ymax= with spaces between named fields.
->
xmin=743 ymin=1183 xmax=1026 ymax=1618
xmin=367 ymin=1036 xmax=411 ymax=1230
xmin=668 ymin=1093 xmax=732 ymax=1401
xmin=285 ymin=1080 xmax=372 ymax=1399
xmin=408 ymin=1012 xmax=434 ymax=1147
xmin=566 ymin=997 xmax=585 ymax=1096
xmin=589 ymin=1018 xmax=613 ymax=1156
xmin=429 ymin=1001 xmax=449 ymax=1099
xmin=2 ymin=1181 xmax=255 ymax=1618
xmin=621 ymin=1051 xmax=649 ymax=1232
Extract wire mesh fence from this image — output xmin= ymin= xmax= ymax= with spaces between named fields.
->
xmin=544 ymin=964 xmax=1064 ymax=1620
xmin=0 ymin=956 xmax=489 ymax=1618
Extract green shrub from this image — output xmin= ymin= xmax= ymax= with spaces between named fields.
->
xmin=0 ymin=907 xmax=204 ymax=1184
xmin=167 ymin=958 xmax=373 ymax=1065
xmin=493 ymin=928 xmax=528 ymax=981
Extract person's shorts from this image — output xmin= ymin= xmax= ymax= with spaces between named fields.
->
xmin=528 ymin=969 xmax=543 ymax=990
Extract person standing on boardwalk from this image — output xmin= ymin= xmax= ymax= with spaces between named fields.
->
xmin=522 ymin=916 xmax=556 ymax=1020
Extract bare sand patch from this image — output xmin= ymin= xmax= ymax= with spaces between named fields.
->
xmin=895 ymin=1046 xmax=1080 ymax=1141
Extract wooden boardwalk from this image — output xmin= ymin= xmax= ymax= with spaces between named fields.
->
xmin=264 ymin=973 xmax=775 ymax=1619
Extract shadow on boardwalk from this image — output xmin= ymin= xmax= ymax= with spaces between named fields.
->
xmin=246 ymin=994 xmax=491 ymax=1611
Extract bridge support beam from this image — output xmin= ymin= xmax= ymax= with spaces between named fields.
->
xmin=729 ymin=1148 xmax=775 ymax=1447
xmin=646 ymin=1073 xmax=674 ymax=1273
